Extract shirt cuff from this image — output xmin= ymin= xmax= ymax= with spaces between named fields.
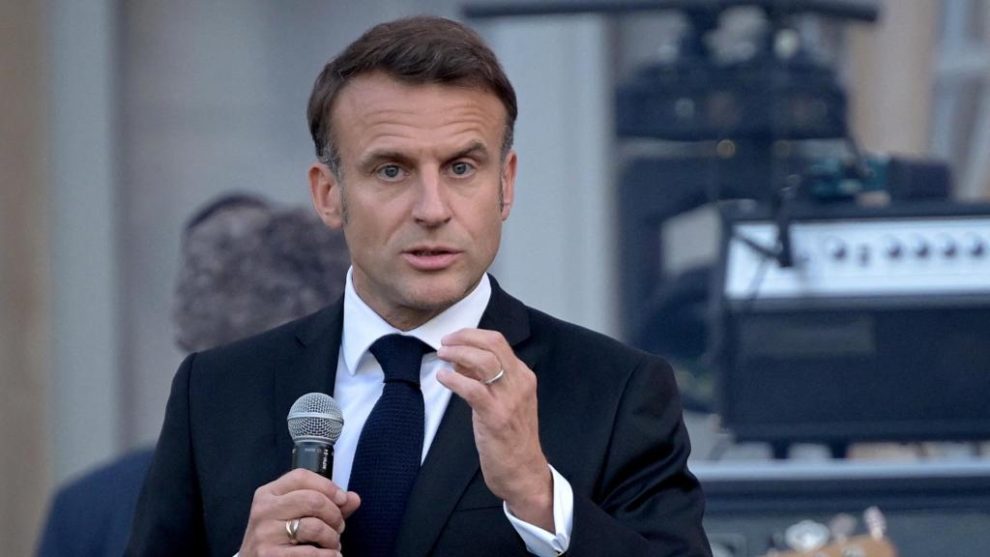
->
xmin=502 ymin=464 xmax=573 ymax=556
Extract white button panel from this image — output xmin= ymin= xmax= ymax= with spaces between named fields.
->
xmin=724 ymin=216 xmax=990 ymax=299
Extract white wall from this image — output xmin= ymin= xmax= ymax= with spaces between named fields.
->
xmin=485 ymin=16 xmax=616 ymax=337
xmin=50 ymin=0 xmax=122 ymax=482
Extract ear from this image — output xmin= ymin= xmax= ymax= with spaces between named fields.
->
xmin=499 ymin=149 xmax=517 ymax=221
xmin=309 ymin=162 xmax=345 ymax=228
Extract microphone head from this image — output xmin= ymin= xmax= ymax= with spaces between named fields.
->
xmin=287 ymin=392 xmax=343 ymax=445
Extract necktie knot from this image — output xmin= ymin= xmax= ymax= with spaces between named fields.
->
xmin=369 ymin=334 xmax=432 ymax=385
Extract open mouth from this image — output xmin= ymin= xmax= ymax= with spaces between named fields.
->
xmin=404 ymin=248 xmax=460 ymax=270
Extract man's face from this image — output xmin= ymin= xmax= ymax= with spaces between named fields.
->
xmin=310 ymin=72 xmax=516 ymax=330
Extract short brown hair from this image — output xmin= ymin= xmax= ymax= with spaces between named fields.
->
xmin=306 ymin=16 xmax=517 ymax=175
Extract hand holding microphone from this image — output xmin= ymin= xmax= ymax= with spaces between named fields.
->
xmin=238 ymin=393 xmax=360 ymax=556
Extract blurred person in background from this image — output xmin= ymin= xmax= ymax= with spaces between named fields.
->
xmin=36 ymin=192 xmax=349 ymax=557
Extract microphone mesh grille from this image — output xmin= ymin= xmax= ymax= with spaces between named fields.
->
xmin=287 ymin=392 xmax=343 ymax=444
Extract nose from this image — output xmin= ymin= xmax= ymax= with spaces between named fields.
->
xmin=412 ymin=168 xmax=452 ymax=226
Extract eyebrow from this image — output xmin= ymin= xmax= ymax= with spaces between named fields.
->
xmin=357 ymin=141 xmax=492 ymax=173
xmin=357 ymin=150 xmax=416 ymax=174
xmin=447 ymin=141 xmax=490 ymax=164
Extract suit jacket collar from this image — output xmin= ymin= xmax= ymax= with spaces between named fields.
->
xmin=275 ymin=276 xmax=531 ymax=556
xmin=394 ymin=275 xmax=532 ymax=556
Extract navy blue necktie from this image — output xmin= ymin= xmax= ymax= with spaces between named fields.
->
xmin=344 ymin=334 xmax=432 ymax=557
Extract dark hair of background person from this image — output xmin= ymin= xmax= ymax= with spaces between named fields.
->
xmin=306 ymin=16 xmax=518 ymax=177
xmin=173 ymin=193 xmax=350 ymax=352
xmin=36 ymin=192 xmax=350 ymax=557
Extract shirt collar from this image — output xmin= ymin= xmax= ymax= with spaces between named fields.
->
xmin=340 ymin=268 xmax=492 ymax=375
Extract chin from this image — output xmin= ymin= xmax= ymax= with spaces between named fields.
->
xmin=402 ymin=279 xmax=472 ymax=311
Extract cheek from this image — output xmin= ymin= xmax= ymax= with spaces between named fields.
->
xmin=474 ymin=215 xmax=503 ymax=257
xmin=342 ymin=212 xmax=402 ymax=265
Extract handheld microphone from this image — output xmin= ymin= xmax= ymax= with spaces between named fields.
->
xmin=287 ymin=392 xmax=343 ymax=479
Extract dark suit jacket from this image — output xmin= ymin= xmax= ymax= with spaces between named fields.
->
xmin=127 ymin=279 xmax=711 ymax=556
xmin=38 ymin=448 xmax=154 ymax=557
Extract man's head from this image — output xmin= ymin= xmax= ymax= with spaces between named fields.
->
xmin=306 ymin=16 xmax=517 ymax=178
xmin=173 ymin=193 xmax=350 ymax=352
xmin=307 ymin=16 xmax=518 ymax=330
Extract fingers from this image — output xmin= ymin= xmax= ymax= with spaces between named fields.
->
xmin=436 ymin=344 xmax=501 ymax=382
xmin=340 ymin=491 xmax=361 ymax=518
xmin=437 ymin=366 xmax=492 ymax=409
xmin=438 ymin=329 xmax=513 ymax=383
xmin=284 ymin=549 xmax=340 ymax=557
xmin=436 ymin=328 xmax=536 ymax=411
xmin=239 ymin=470 xmax=352 ymax=556
xmin=259 ymin=470 xmax=350 ymax=529
xmin=274 ymin=489 xmax=345 ymax=532
xmin=284 ymin=548 xmax=340 ymax=557
xmin=441 ymin=328 xmax=513 ymax=361
xmin=266 ymin=469 xmax=348 ymax=503
xmin=264 ymin=516 xmax=340 ymax=549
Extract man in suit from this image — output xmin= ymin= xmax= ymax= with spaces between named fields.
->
xmin=128 ymin=16 xmax=711 ymax=557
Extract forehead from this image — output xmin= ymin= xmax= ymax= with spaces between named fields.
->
xmin=330 ymin=72 xmax=507 ymax=158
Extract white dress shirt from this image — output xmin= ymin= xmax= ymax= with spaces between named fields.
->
xmin=332 ymin=269 xmax=573 ymax=556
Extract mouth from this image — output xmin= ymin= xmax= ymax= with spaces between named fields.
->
xmin=403 ymin=246 xmax=461 ymax=270
xmin=409 ymin=248 xmax=454 ymax=256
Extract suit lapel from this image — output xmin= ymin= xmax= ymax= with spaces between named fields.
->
xmin=274 ymin=300 xmax=344 ymax=472
xmin=394 ymin=277 xmax=532 ymax=556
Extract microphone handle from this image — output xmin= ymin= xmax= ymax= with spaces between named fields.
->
xmin=291 ymin=440 xmax=333 ymax=479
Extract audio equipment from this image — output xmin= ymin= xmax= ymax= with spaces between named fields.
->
xmin=716 ymin=201 xmax=990 ymax=454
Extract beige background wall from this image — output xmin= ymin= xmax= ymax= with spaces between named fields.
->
xmin=848 ymin=2 xmax=938 ymax=156
xmin=0 ymin=1 xmax=51 ymax=555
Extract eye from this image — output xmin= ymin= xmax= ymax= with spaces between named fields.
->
xmin=449 ymin=161 xmax=475 ymax=177
xmin=376 ymin=164 xmax=406 ymax=181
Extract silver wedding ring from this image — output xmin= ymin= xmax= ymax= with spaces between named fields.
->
xmin=286 ymin=518 xmax=301 ymax=545
xmin=483 ymin=368 xmax=505 ymax=385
